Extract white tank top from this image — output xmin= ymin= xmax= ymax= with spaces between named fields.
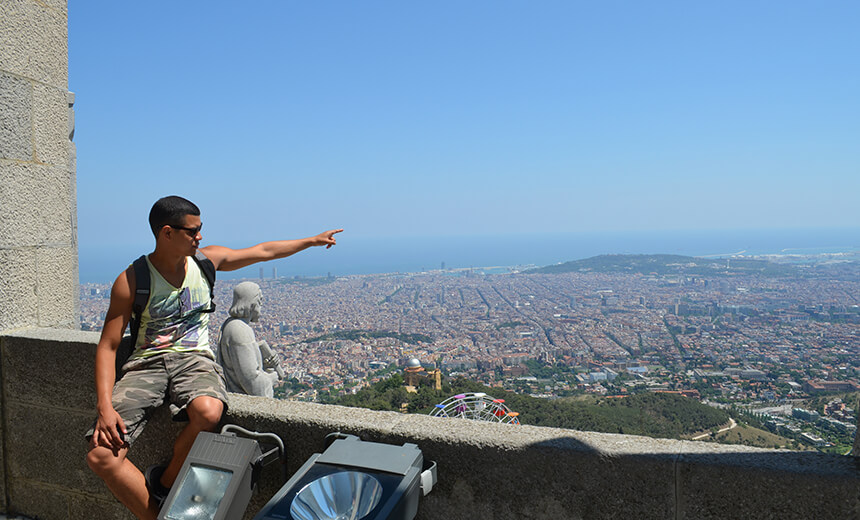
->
xmin=131 ymin=255 xmax=213 ymax=360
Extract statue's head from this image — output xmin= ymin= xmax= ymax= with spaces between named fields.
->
xmin=229 ymin=281 xmax=263 ymax=322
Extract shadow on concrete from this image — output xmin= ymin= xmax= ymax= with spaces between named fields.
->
xmin=521 ymin=431 xmax=860 ymax=520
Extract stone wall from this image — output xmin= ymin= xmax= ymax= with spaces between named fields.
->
xmin=0 ymin=329 xmax=857 ymax=519
xmin=0 ymin=0 xmax=78 ymax=334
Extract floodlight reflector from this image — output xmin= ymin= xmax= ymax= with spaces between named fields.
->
xmin=164 ymin=465 xmax=233 ymax=520
xmin=254 ymin=433 xmax=437 ymax=520
xmin=290 ymin=471 xmax=383 ymax=520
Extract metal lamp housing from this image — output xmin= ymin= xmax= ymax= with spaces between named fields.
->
xmin=158 ymin=432 xmax=262 ymax=520
xmin=254 ymin=434 xmax=436 ymax=520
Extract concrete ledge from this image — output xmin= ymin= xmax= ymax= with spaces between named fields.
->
xmin=1 ymin=329 xmax=858 ymax=520
xmin=1 ymin=328 xmax=99 ymax=410
xmin=0 ymin=395 xmax=4 ymax=513
xmin=227 ymin=394 xmax=860 ymax=520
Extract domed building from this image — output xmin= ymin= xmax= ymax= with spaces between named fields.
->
xmin=403 ymin=357 xmax=442 ymax=392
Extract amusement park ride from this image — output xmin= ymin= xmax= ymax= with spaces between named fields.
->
xmin=430 ymin=392 xmax=521 ymax=425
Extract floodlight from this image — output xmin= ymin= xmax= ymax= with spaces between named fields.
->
xmin=164 ymin=465 xmax=233 ymax=519
xmin=290 ymin=471 xmax=383 ymax=520
xmin=158 ymin=426 xmax=285 ymax=520
xmin=253 ymin=433 xmax=437 ymax=520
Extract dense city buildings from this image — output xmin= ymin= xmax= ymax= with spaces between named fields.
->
xmin=80 ymin=255 xmax=859 ymax=450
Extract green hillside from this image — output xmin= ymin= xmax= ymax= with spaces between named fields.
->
xmin=714 ymin=423 xmax=805 ymax=450
xmin=334 ymin=375 xmax=729 ymax=439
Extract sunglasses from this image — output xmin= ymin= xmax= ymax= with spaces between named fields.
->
xmin=170 ymin=223 xmax=202 ymax=236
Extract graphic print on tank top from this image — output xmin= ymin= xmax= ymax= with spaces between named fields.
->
xmin=143 ymin=282 xmax=209 ymax=350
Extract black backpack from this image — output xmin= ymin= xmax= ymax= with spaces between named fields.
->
xmin=115 ymin=251 xmax=216 ymax=377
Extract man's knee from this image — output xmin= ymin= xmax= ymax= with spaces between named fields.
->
xmin=86 ymin=445 xmax=125 ymax=476
xmin=186 ymin=396 xmax=223 ymax=430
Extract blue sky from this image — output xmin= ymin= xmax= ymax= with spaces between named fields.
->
xmin=70 ymin=2 xmax=859 ymax=258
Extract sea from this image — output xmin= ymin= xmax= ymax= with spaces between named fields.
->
xmin=78 ymin=227 xmax=860 ymax=284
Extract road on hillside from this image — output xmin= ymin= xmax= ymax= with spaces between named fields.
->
xmin=692 ymin=418 xmax=738 ymax=441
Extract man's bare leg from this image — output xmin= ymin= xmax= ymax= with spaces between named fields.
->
xmin=87 ymin=444 xmax=160 ymax=520
xmin=160 ymin=395 xmax=224 ymax=488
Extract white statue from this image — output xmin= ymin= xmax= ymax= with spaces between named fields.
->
xmin=217 ymin=281 xmax=284 ymax=397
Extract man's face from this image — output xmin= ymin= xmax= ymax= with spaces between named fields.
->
xmin=165 ymin=214 xmax=202 ymax=254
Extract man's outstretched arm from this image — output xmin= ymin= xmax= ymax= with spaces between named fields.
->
xmin=200 ymin=229 xmax=343 ymax=272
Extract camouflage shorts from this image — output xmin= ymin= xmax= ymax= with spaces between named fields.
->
xmin=86 ymin=351 xmax=228 ymax=446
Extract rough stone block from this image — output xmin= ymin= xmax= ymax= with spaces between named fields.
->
xmin=427 ymin=439 xmax=674 ymax=519
xmin=0 ymin=162 xmax=73 ymax=248
xmin=0 ymin=248 xmax=38 ymax=331
xmin=0 ymin=424 xmax=5 ymax=513
xmin=33 ymin=82 xmax=69 ymax=166
xmin=0 ymin=72 xmax=33 ymax=161
xmin=406 ymin=420 xmax=678 ymax=520
xmin=676 ymin=449 xmax=860 ymax=519
xmin=7 ymin=479 xmax=69 ymax=519
xmin=0 ymin=0 xmax=68 ymax=87
xmin=69 ymin=139 xmax=79 ymax=325
xmin=38 ymin=0 xmax=68 ymax=17
xmin=37 ymin=245 xmax=77 ymax=328
xmin=1 ymin=329 xmax=99 ymax=410
xmin=4 ymin=402 xmax=97 ymax=491
xmin=69 ymin=495 xmax=134 ymax=520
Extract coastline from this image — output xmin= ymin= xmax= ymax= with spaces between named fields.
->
xmin=78 ymin=227 xmax=860 ymax=284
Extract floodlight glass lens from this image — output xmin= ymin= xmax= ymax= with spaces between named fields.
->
xmin=290 ymin=471 xmax=383 ymax=520
xmin=165 ymin=464 xmax=233 ymax=520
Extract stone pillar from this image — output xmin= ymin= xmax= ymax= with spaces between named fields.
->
xmin=0 ymin=0 xmax=77 ymax=333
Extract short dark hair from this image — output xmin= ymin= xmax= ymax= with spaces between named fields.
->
xmin=149 ymin=196 xmax=200 ymax=237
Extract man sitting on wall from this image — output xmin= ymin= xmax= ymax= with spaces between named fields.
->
xmin=85 ymin=195 xmax=342 ymax=519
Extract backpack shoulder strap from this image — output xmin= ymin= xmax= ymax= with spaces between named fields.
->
xmin=192 ymin=250 xmax=217 ymax=312
xmin=129 ymin=255 xmax=151 ymax=344
xmin=117 ymin=255 xmax=150 ymax=378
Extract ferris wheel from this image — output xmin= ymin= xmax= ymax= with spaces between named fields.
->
xmin=430 ymin=392 xmax=520 ymax=425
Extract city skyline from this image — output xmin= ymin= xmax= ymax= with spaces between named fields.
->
xmin=70 ymin=2 xmax=859 ymax=262
xmin=79 ymin=253 xmax=860 ymax=453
